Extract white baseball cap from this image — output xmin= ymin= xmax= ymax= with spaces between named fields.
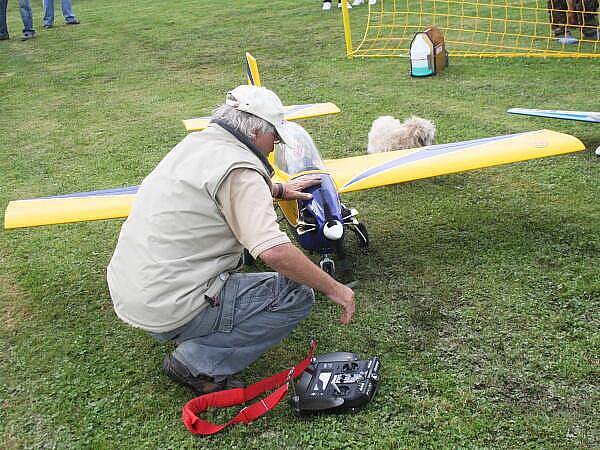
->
xmin=225 ymin=85 xmax=292 ymax=144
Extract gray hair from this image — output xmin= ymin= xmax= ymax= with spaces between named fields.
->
xmin=212 ymin=104 xmax=275 ymax=140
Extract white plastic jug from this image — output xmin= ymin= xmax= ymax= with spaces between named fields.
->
xmin=410 ymin=32 xmax=434 ymax=77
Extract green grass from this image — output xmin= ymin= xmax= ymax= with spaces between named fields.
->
xmin=1 ymin=0 xmax=599 ymax=448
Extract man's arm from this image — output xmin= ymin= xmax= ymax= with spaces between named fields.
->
xmin=259 ymin=243 xmax=355 ymax=324
xmin=217 ymin=169 xmax=354 ymax=323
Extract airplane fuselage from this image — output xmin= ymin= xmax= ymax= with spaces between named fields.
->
xmin=281 ymin=173 xmax=368 ymax=276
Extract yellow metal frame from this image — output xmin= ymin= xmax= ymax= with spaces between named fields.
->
xmin=342 ymin=0 xmax=600 ymax=58
xmin=341 ymin=1 xmax=354 ymax=58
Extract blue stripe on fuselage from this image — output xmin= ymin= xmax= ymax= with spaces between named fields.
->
xmin=284 ymin=104 xmax=317 ymax=115
xmin=43 ymin=185 xmax=140 ymax=199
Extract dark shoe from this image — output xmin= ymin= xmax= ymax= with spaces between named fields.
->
xmin=163 ymin=354 xmax=244 ymax=394
xmin=21 ymin=31 xmax=36 ymax=41
xmin=583 ymin=30 xmax=600 ymax=41
xmin=43 ymin=24 xmax=53 ymax=29
xmin=65 ymin=19 xmax=80 ymax=25
xmin=0 ymin=34 xmax=8 ymax=40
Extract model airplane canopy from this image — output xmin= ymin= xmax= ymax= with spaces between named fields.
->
xmin=4 ymin=129 xmax=584 ymax=229
xmin=508 ymin=108 xmax=600 ymax=123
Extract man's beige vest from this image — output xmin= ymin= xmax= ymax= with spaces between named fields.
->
xmin=107 ymin=124 xmax=272 ymax=332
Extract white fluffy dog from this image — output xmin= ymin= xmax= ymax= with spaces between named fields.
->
xmin=367 ymin=115 xmax=436 ymax=154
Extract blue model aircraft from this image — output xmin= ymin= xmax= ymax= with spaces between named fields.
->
xmin=508 ymin=107 xmax=600 ymax=156
xmin=507 ymin=108 xmax=600 ymax=123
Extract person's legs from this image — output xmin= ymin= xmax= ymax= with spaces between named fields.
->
xmin=42 ymin=0 xmax=53 ymax=27
xmin=61 ymin=0 xmax=78 ymax=23
xmin=0 ymin=0 xmax=9 ymax=38
xmin=18 ymin=0 xmax=34 ymax=34
xmin=158 ymin=272 xmax=314 ymax=382
xmin=581 ymin=0 xmax=599 ymax=38
xmin=548 ymin=0 xmax=569 ymax=36
xmin=549 ymin=0 xmax=579 ymax=43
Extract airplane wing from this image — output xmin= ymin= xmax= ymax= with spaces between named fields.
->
xmin=4 ymin=186 xmax=138 ymax=229
xmin=182 ymin=102 xmax=341 ymax=132
xmin=324 ymin=130 xmax=585 ymax=194
xmin=5 ymin=130 xmax=584 ymax=229
xmin=507 ymin=108 xmax=600 ymax=123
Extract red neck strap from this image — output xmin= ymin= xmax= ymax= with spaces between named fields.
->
xmin=182 ymin=340 xmax=316 ymax=435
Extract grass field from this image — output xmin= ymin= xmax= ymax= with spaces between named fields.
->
xmin=1 ymin=0 xmax=599 ymax=448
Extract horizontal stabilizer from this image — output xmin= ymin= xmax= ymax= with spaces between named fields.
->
xmin=182 ymin=102 xmax=341 ymax=132
xmin=325 ymin=130 xmax=585 ymax=193
xmin=4 ymin=186 xmax=139 ymax=229
xmin=507 ymin=108 xmax=600 ymax=123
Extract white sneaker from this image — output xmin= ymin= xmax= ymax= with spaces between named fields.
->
xmin=338 ymin=2 xmax=352 ymax=8
xmin=322 ymin=2 xmax=332 ymax=10
xmin=352 ymin=0 xmax=364 ymax=5
xmin=557 ymin=31 xmax=578 ymax=45
xmin=369 ymin=0 xmax=376 ymax=4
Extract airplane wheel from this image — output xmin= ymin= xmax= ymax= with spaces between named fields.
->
xmin=320 ymin=257 xmax=335 ymax=277
xmin=355 ymin=223 xmax=369 ymax=247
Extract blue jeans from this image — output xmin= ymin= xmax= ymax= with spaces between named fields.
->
xmin=42 ymin=0 xmax=76 ymax=26
xmin=19 ymin=0 xmax=33 ymax=32
xmin=152 ymin=272 xmax=315 ymax=380
xmin=0 ymin=0 xmax=33 ymax=35
xmin=0 ymin=0 xmax=7 ymax=37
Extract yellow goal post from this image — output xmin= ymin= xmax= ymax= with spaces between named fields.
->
xmin=341 ymin=0 xmax=600 ymax=58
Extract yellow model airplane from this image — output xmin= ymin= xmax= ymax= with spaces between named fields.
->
xmin=4 ymin=55 xmax=586 ymax=275
xmin=182 ymin=53 xmax=341 ymax=132
xmin=4 ymin=129 xmax=585 ymax=273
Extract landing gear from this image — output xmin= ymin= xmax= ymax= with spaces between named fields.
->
xmin=319 ymin=255 xmax=335 ymax=277
xmin=341 ymin=204 xmax=369 ymax=248
xmin=352 ymin=222 xmax=369 ymax=247
xmin=319 ymin=239 xmax=354 ymax=280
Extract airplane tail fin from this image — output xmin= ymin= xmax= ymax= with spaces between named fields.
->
xmin=183 ymin=53 xmax=341 ymax=132
xmin=244 ymin=52 xmax=262 ymax=87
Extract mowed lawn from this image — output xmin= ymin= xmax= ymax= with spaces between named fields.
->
xmin=1 ymin=0 xmax=599 ymax=448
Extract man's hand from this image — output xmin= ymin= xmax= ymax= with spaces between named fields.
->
xmin=277 ymin=176 xmax=322 ymax=201
xmin=326 ymin=283 xmax=355 ymax=324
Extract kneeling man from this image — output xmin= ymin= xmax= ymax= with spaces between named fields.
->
xmin=107 ymin=85 xmax=355 ymax=394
